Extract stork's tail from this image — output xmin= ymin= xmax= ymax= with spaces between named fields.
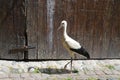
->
xmin=70 ymin=47 xmax=90 ymax=59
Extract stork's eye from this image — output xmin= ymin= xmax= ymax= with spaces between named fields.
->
xmin=61 ymin=23 xmax=64 ymax=26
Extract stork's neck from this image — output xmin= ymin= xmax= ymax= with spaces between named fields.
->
xmin=63 ymin=25 xmax=68 ymax=38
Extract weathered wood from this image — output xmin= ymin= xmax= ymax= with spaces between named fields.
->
xmin=26 ymin=0 xmax=38 ymax=59
xmin=0 ymin=0 xmax=25 ymax=59
xmin=0 ymin=0 xmax=120 ymax=60
xmin=26 ymin=0 xmax=120 ymax=59
xmin=36 ymin=0 xmax=48 ymax=59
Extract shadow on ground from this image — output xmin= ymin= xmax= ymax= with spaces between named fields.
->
xmin=39 ymin=68 xmax=73 ymax=74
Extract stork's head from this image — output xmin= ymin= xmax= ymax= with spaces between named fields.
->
xmin=57 ymin=20 xmax=67 ymax=30
xmin=61 ymin=20 xmax=67 ymax=27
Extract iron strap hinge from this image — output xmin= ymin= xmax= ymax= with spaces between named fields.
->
xmin=9 ymin=46 xmax=36 ymax=53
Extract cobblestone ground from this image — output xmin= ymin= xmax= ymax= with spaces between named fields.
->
xmin=0 ymin=60 xmax=120 ymax=80
xmin=0 ymin=72 xmax=120 ymax=80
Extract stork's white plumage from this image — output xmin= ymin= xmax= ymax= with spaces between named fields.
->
xmin=58 ymin=20 xmax=90 ymax=72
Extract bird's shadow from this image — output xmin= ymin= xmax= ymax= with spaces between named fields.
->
xmin=39 ymin=68 xmax=73 ymax=74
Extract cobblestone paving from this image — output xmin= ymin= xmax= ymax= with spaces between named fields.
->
xmin=0 ymin=72 xmax=120 ymax=80
xmin=0 ymin=60 xmax=119 ymax=80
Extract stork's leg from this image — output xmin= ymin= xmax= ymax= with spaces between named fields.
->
xmin=64 ymin=57 xmax=73 ymax=73
xmin=70 ymin=57 xmax=73 ymax=73
xmin=64 ymin=61 xmax=71 ymax=69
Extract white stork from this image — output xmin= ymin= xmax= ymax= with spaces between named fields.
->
xmin=58 ymin=20 xmax=90 ymax=72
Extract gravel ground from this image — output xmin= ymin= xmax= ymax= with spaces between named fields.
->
xmin=0 ymin=60 xmax=120 ymax=80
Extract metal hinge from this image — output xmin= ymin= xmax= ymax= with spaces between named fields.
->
xmin=9 ymin=46 xmax=35 ymax=53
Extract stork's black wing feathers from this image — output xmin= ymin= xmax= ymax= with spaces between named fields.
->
xmin=70 ymin=47 xmax=90 ymax=59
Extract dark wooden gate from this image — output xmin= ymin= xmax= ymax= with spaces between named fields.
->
xmin=0 ymin=0 xmax=120 ymax=60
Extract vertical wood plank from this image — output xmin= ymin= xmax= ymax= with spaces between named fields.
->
xmin=37 ymin=0 xmax=48 ymax=59
xmin=27 ymin=0 xmax=38 ymax=59
xmin=46 ymin=0 xmax=55 ymax=58
xmin=107 ymin=0 xmax=120 ymax=58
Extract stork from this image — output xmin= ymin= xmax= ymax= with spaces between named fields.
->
xmin=58 ymin=20 xmax=90 ymax=72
